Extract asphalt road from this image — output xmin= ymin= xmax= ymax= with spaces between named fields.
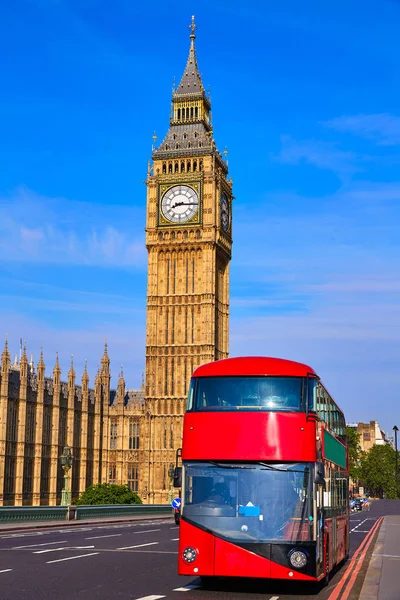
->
xmin=0 ymin=501 xmax=397 ymax=600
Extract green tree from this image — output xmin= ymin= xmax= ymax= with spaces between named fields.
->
xmin=360 ymin=444 xmax=397 ymax=499
xmin=75 ymin=483 xmax=142 ymax=505
xmin=346 ymin=426 xmax=364 ymax=481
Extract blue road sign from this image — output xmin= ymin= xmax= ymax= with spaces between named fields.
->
xmin=171 ymin=497 xmax=181 ymax=509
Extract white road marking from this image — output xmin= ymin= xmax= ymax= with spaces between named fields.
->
xmin=34 ymin=545 xmax=94 ymax=554
xmin=352 ymin=530 xmax=371 ymax=533
xmin=171 ymin=538 xmax=179 ymax=541
xmin=133 ymin=529 xmax=161 ymax=534
xmin=170 ymin=527 xmax=179 ymax=530
xmin=350 ymin=518 xmax=368 ymax=532
xmin=117 ymin=542 xmax=159 ymax=550
xmin=0 ymin=569 xmax=12 ymax=574
xmin=13 ymin=540 xmax=68 ymax=549
xmin=135 ymin=596 xmax=166 ymax=600
xmin=34 ymin=548 xmax=69 ymax=554
xmin=47 ymin=552 xmax=99 ymax=564
xmin=85 ymin=534 xmax=122 ymax=540
xmin=173 ymin=585 xmax=201 ymax=591
xmin=270 ymin=597 xmax=280 ymax=600
xmin=374 ymin=553 xmax=400 ymax=559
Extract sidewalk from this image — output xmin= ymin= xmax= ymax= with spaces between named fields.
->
xmin=360 ymin=515 xmax=400 ymax=600
xmin=0 ymin=512 xmax=173 ymax=533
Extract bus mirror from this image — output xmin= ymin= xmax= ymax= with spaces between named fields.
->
xmin=314 ymin=463 xmax=325 ymax=485
xmin=174 ymin=467 xmax=182 ymax=488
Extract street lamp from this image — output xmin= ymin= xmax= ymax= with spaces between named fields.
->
xmin=394 ymin=426 xmax=399 ymax=499
xmin=60 ymin=446 xmax=73 ymax=506
xmin=168 ymin=463 xmax=175 ymax=504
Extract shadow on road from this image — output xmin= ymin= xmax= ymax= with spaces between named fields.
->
xmin=191 ymin=575 xmax=323 ymax=596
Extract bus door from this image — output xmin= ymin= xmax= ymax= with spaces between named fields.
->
xmin=315 ymin=464 xmax=325 ymax=577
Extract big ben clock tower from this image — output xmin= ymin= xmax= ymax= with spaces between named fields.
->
xmin=144 ymin=17 xmax=233 ymax=502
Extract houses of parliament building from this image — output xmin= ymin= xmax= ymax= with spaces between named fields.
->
xmin=0 ymin=17 xmax=233 ymax=506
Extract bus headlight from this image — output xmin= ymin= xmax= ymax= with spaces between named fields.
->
xmin=288 ymin=549 xmax=308 ymax=569
xmin=182 ymin=547 xmax=197 ymax=563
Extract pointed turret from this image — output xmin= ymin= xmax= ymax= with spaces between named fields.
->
xmin=37 ymin=348 xmax=45 ymax=382
xmin=101 ymin=342 xmax=110 ymax=374
xmin=53 ymin=352 xmax=61 ymax=386
xmin=20 ymin=342 xmax=28 ymax=379
xmin=1 ymin=337 xmax=10 ymax=375
xmin=68 ymin=354 xmax=76 ymax=390
xmin=116 ymin=366 xmax=125 ymax=405
xmin=82 ymin=359 xmax=89 ymax=391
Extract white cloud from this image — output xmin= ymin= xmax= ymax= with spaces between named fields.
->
xmin=0 ymin=187 xmax=146 ymax=267
xmin=324 ymin=113 xmax=400 ymax=146
xmin=276 ymin=135 xmax=360 ymax=177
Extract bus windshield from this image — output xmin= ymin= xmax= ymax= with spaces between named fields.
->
xmin=183 ymin=462 xmax=313 ymax=543
xmin=187 ymin=376 xmax=316 ymax=412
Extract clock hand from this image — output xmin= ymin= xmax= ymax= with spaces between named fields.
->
xmin=171 ymin=201 xmax=198 ymax=209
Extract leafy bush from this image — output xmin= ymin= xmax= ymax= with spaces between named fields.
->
xmin=75 ymin=483 xmax=142 ymax=505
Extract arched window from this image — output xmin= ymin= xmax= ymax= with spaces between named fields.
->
xmin=177 ymin=108 xmax=181 ymax=120
xmin=188 ymin=142 xmax=191 ymax=148
xmin=190 ymin=107 xmax=194 ymax=118
xmin=186 ymin=108 xmax=189 ymax=119
xmin=162 ymin=162 xmax=166 ymax=174
xmin=165 ymin=144 xmax=169 ymax=150
xmin=199 ymin=141 xmax=202 ymax=148
xmin=187 ymin=160 xmax=191 ymax=172
xmin=199 ymin=159 xmax=203 ymax=171
xmin=195 ymin=106 xmax=198 ymax=118
xmin=174 ymin=162 xmax=179 ymax=173
xmin=194 ymin=131 xmax=198 ymax=138
xmin=183 ymin=231 xmax=188 ymax=239
xmin=193 ymin=161 xmax=197 ymax=171
xmin=173 ymin=133 xmax=176 ymax=140
xmin=181 ymin=161 xmax=185 ymax=172
xmin=168 ymin=163 xmax=172 ymax=174
xmin=176 ymin=143 xmax=179 ymax=149
xmin=183 ymin=132 xmax=187 ymax=139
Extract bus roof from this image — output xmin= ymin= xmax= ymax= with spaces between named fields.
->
xmin=192 ymin=356 xmax=317 ymax=378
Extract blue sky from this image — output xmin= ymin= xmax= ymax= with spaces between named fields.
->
xmin=1 ymin=0 xmax=399 ymax=437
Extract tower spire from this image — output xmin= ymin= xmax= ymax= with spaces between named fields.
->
xmin=175 ymin=15 xmax=204 ymax=97
xmin=189 ymin=14 xmax=197 ymax=40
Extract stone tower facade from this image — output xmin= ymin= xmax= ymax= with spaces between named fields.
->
xmin=0 ymin=341 xmax=147 ymax=506
xmin=144 ymin=17 xmax=233 ymax=503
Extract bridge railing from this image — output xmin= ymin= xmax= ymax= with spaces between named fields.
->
xmin=0 ymin=504 xmax=172 ymax=523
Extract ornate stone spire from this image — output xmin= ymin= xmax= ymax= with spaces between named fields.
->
xmin=82 ymin=359 xmax=89 ymax=388
xmin=20 ymin=342 xmax=28 ymax=379
xmin=101 ymin=341 xmax=110 ymax=372
xmin=68 ymin=354 xmax=75 ymax=378
xmin=37 ymin=347 xmax=45 ymax=381
xmin=53 ymin=351 xmax=61 ymax=385
xmin=153 ymin=16 xmax=217 ymax=161
xmin=175 ymin=16 xmax=204 ymax=97
xmin=1 ymin=337 xmax=10 ymax=376
xmin=116 ymin=366 xmax=125 ymax=405
xmin=68 ymin=354 xmax=76 ymax=390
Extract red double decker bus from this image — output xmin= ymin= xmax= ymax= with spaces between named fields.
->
xmin=177 ymin=356 xmax=349 ymax=585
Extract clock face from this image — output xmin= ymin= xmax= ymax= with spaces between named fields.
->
xmin=220 ymin=193 xmax=230 ymax=231
xmin=161 ymin=185 xmax=199 ymax=223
